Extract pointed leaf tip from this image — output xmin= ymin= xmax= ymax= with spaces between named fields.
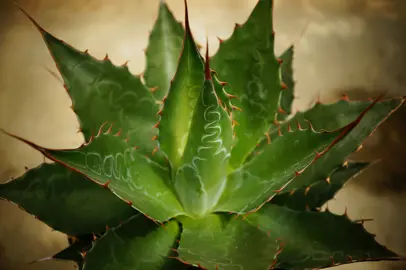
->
xmin=0 ymin=129 xmax=46 ymax=156
xmin=184 ymin=0 xmax=191 ymax=32
xmin=205 ymin=39 xmax=211 ymax=80
xmin=12 ymin=1 xmax=45 ymax=34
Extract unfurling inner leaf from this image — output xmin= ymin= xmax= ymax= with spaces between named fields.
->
xmin=174 ymin=63 xmax=233 ymax=217
xmin=157 ymin=5 xmax=205 ymax=171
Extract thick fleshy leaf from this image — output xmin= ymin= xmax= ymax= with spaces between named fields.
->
xmin=82 ymin=215 xmax=182 ymax=270
xmin=4 ymin=125 xmax=185 ymax=222
xmin=177 ymin=214 xmax=279 ymax=270
xmin=174 ymin=62 xmax=233 ymax=217
xmin=276 ymin=45 xmax=295 ymax=121
xmin=177 ymin=207 xmax=400 ymax=270
xmin=271 ymin=162 xmax=370 ymax=211
xmin=211 ymin=0 xmax=283 ymax=168
xmin=246 ymin=204 xmax=400 ymax=269
xmin=214 ymin=109 xmax=368 ymax=214
xmin=18 ymin=8 xmax=165 ymax=165
xmin=143 ymin=2 xmax=185 ymax=100
xmin=0 ymin=163 xmax=136 ymax=235
xmin=246 ymin=98 xmax=405 ymax=191
xmin=158 ymin=3 xmax=205 ymax=169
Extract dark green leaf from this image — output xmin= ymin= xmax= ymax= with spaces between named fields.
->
xmin=211 ymin=0 xmax=283 ymax=168
xmin=5 ymin=126 xmax=185 ymax=222
xmin=157 ymin=3 xmax=205 ymax=170
xmin=82 ymin=215 xmax=182 ymax=270
xmin=177 ymin=214 xmax=279 ymax=270
xmin=271 ymin=162 xmax=370 ymax=211
xmin=177 ymin=205 xmax=400 ymax=270
xmin=144 ymin=2 xmax=185 ymax=100
xmin=0 ymin=163 xmax=136 ymax=235
xmin=245 ymin=204 xmax=400 ymax=269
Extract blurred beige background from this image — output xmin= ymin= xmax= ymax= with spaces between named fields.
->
xmin=0 ymin=0 xmax=406 ymax=269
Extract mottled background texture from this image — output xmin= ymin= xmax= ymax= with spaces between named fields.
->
xmin=1 ymin=0 xmax=406 ymax=269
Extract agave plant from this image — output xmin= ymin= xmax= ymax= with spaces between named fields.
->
xmin=0 ymin=0 xmax=405 ymax=269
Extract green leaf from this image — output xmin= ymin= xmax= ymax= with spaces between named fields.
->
xmin=4 ymin=125 xmax=185 ymax=222
xmin=214 ymin=112 xmax=364 ymax=214
xmin=246 ymin=98 xmax=405 ymax=191
xmin=19 ymin=9 xmax=165 ymax=165
xmin=211 ymin=0 xmax=282 ymax=168
xmin=82 ymin=215 xmax=181 ymax=270
xmin=174 ymin=58 xmax=233 ymax=217
xmin=283 ymin=98 xmax=404 ymax=192
xmin=143 ymin=2 xmax=185 ymax=101
xmin=177 ymin=214 xmax=280 ymax=270
xmin=0 ymin=163 xmax=136 ymax=235
xmin=157 ymin=3 xmax=205 ymax=170
xmin=245 ymin=204 xmax=400 ymax=269
xmin=177 ymin=206 xmax=400 ymax=270
xmin=271 ymin=162 xmax=370 ymax=211
xmin=277 ymin=45 xmax=295 ymax=121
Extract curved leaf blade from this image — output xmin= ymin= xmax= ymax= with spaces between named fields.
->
xmin=211 ymin=0 xmax=283 ymax=168
xmin=245 ymin=204 xmax=400 ymax=269
xmin=174 ymin=61 xmax=233 ymax=217
xmin=82 ymin=215 xmax=181 ymax=270
xmin=215 ymin=97 xmax=382 ymax=214
xmin=270 ymin=162 xmax=370 ymax=211
xmin=0 ymin=163 xmax=136 ymax=235
xmin=17 ymin=8 xmax=164 ymax=165
xmin=246 ymin=98 xmax=405 ymax=191
xmin=282 ymin=98 xmax=404 ymax=192
xmin=144 ymin=2 xmax=185 ymax=101
xmin=157 ymin=3 xmax=205 ymax=169
xmin=3 ymin=126 xmax=185 ymax=222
